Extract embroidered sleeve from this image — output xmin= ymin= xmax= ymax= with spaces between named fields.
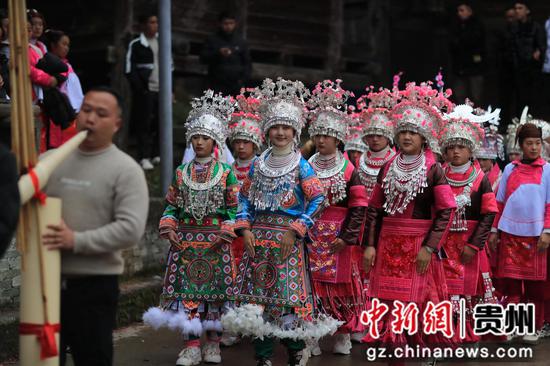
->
xmin=432 ymin=164 xmax=457 ymax=212
xmin=291 ymin=160 xmax=326 ymax=238
xmin=217 ymin=167 xmax=239 ymax=242
xmin=469 ymin=176 xmax=497 ymax=249
xmin=224 ymin=168 xmax=239 ymax=220
xmin=235 ymin=162 xmax=255 ymax=232
xmin=479 ymin=177 xmax=499 ymax=214
xmin=159 ymin=168 xmax=181 ymax=236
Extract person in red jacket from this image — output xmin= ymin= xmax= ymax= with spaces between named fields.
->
xmin=363 ymin=82 xmax=456 ymax=366
xmin=27 ymin=10 xmax=56 ymax=101
xmin=39 ymin=30 xmax=84 ymax=152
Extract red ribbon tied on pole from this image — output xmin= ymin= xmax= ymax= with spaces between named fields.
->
xmin=28 ymin=165 xmax=47 ymax=205
xmin=19 ymin=322 xmax=61 ymax=359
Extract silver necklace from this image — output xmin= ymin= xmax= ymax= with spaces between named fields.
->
xmin=309 ymin=152 xmax=347 ymax=205
xmin=445 ymin=166 xmax=479 ymax=231
xmin=179 ymin=161 xmax=225 ymax=221
xmin=257 ymin=148 xmax=301 ymax=178
xmin=358 ymin=149 xmax=395 ymax=197
xmin=382 ymin=152 xmax=427 ymax=215
xmin=248 ymin=148 xmax=301 ymax=211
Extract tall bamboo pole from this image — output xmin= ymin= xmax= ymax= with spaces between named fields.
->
xmin=8 ymin=0 xmax=60 ymax=364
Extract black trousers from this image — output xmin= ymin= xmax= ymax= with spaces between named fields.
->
xmin=60 ymin=275 xmax=119 ymax=366
xmin=131 ymin=90 xmax=159 ymax=160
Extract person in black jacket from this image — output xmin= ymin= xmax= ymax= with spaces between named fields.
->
xmin=200 ymin=12 xmax=251 ymax=96
xmin=499 ymin=1 xmax=547 ymax=128
xmin=0 ymin=143 xmax=19 ymax=258
xmin=125 ymin=13 xmax=160 ymax=170
xmin=450 ymin=2 xmax=486 ymax=104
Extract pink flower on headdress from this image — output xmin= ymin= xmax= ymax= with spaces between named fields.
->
xmin=435 ymin=69 xmax=444 ymax=90
xmin=392 ymin=71 xmax=403 ymax=90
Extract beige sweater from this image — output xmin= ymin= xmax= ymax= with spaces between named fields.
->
xmin=45 ymin=144 xmax=149 ymax=275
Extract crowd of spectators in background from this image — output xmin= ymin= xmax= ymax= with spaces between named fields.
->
xmin=449 ymin=1 xmax=549 ymax=132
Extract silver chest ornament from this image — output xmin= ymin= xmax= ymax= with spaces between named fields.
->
xmin=446 ymin=168 xmax=479 ymax=232
xmin=309 ymin=153 xmax=347 ymax=205
xmin=248 ymin=149 xmax=302 ymax=211
xmin=382 ymin=153 xmax=428 ymax=215
xmin=177 ymin=162 xmax=225 ymax=221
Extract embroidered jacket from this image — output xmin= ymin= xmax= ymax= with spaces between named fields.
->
xmin=493 ymin=157 xmax=550 ymax=237
xmin=232 ymin=158 xmax=256 ymax=184
xmin=445 ymin=164 xmax=498 ymax=250
xmin=159 ymin=160 xmax=239 ymax=240
xmin=311 ymin=157 xmax=368 ymax=245
xmin=366 ymin=149 xmax=457 ymax=250
xmin=235 ymin=154 xmax=325 ymax=238
xmin=485 ymin=162 xmax=502 ymax=194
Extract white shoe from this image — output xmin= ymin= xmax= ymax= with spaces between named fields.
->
xmin=152 ymin=156 xmax=161 ymax=165
xmin=306 ymin=338 xmax=322 ymax=356
xmin=523 ymin=331 xmax=541 ymax=344
xmin=220 ymin=332 xmax=240 ymax=346
xmin=350 ymin=331 xmax=366 ymax=343
xmin=202 ymin=342 xmax=222 ymax=363
xmin=332 ymin=333 xmax=352 ymax=355
xmin=176 ymin=346 xmax=202 ymax=366
xmin=140 ymin=158 xmax=154 ymax=170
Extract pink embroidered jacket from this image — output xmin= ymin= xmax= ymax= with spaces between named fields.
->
xmin=493 ymin=157 xmax=550 ymax=237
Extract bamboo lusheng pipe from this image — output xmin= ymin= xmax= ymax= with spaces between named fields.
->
xmin=19 ymin=198 xmax=61 ymax=366
xmin=8 ymin=0 xmax=64 ymax=364
xmin=18 ymin=130 xmax=88 ymax=205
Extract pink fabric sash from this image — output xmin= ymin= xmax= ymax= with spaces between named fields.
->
xmin=441 ymin=221 xmax=480 ymax=296
xmin=308 ymin=207 xmax=352 ymax=283
xmin=496 ymin=233 xmax=547 ymax=280
xmin=368 ymin=218 xmax=432 ymax=302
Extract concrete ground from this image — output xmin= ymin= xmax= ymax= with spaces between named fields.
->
xmin=3 ymin=325 xmax=548 ymax=366
xmin=65 ymin=325 xmax=550 ymax=366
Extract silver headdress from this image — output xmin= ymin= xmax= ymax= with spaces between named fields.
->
xmin=357 ymin=86 xmax=399 ymax=142
xmin=185 ymin=89 xmax=236 ymax=149
xmin=343 ymin=116 xmax=369 ymax=153
xmin=519 ymin=106 xmax=550 ymax=140
xmin=474 ymin=106 xmax=504 ymax=160
xmin=344 ymin=137 xmax=368 ymax=153
xmin=506 ymin=116 xmax=521 ymax=156
xmin=307 ymin=79 xmax=352 ymax=143
xmin=252 ymin=78 xmax=310 ymax=143
xmin=440 ymin=104 xmax=495 ymax=153
xmin=392 ymin=82 xmax=454 ymax=154
xmin=229 ymin=91 xmax=264 ymax=151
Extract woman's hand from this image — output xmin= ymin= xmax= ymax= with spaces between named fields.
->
xmin=280 ymin=230 xmax=297 ymax=260
xmin=488 ymin=232 xmax=499 ymax=253
xmin=537 ymin=232 xmax=550 ymax=252
xmin=416 ymin=246 xmax=433 ymax=274
xmin=330 ymin=238 xmax=347 ymax=254
xmin=363 ymin=246 xmax=376 ymax=274
xmin=165 ymin=230 xmax=180 ymax=247
xmin=242 ymin=229 xmax=256 ymax=257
